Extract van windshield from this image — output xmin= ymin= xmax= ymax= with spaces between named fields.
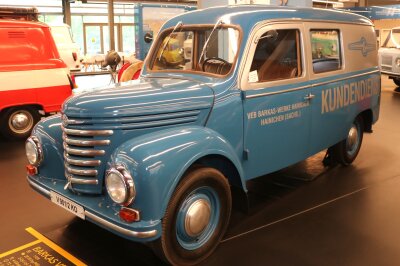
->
xmin=51 ymin=26 xmax=74 ymax=44
xmin=149 ymin=25 xmax=240 ymax=76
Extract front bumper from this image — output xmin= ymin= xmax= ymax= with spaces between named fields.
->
xmin=27 ymin=175 xmax=160 ymax=242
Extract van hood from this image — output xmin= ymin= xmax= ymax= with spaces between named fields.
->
xmin=63 ymin=77 xmax=214 ymax=118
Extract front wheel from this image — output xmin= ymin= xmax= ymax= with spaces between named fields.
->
xmin=0 ymin=107 xmax=41 ymax=139
xmin=329 ymin=116 xmax=364 ymax=166
xmin=153 ymin=167 xmax=232 ymax=266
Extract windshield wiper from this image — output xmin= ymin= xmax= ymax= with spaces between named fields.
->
xmin=198 ymin=19 xmax=224 ymax=66
xmin=159 ymin=21 xmax=183 ymax=61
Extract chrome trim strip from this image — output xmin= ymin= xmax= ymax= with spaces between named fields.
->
xmin=64 ymin=154 xmax=101 ymax=167
xmin=70 ymin=177 xmax=99 ymax=185
xmin=246 ymin=84 xmax=311 ymax=99
xmin=85 ymin=211 xmax=158 ymax=238
xmin=245 ymin=70 xmax=380 ymax=99
xmin=27 ymin=176 xmax=51 ymax=197
xmin=65 ymin=118 xmax=85 ymax=125
xmin=65 ymin=146 xmax=105 ymax=156
xmin=26 ymin=177 xmax=157 ymax=239
xmin=63 ymin=127 xmax=113 ymax=136
xmin=63 ymin=134 xmax=110 ymax=146
xmin=66 ymin=165 xmax=98 ymax=176
xmin=311 ymin=70 xmax=380 ymax=87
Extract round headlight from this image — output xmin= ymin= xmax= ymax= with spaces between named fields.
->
xmin=25 ymin=136 xmax=43 ymax=166
xmin=105 ymin=166 xmax=136 ymax=205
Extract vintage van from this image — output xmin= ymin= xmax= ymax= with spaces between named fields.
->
xmin=49 ymin=23 xmax=82 ymax=72
xmin=26 ymin=6 xmax=380 ymax=265
xmin=0 ymin=20 xmax=74 ymax=139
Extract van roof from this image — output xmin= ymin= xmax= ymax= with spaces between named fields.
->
xmin=0 ymin=19 xmax=49 ymax=28
xmin=165 ymin=5 xmax=373 ymax=29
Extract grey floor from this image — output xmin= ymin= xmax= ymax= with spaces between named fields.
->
xmin=1 ymin=75 xmax=400 ymax=265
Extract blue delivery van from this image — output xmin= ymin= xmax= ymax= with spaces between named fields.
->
xmin=25 ymin=5 xmax=381 ymax=265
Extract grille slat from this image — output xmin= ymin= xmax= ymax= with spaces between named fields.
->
xmin=64 ymin=154 xmax=101 ymax=167
xmin=66 ymin=165 xmax=98 ymax=176
xmin=63 ymin=134 xmax=110 ymax=146
xmin=65 ymin=145 xmax=105 ymax=156
xmin=63 ymin=127 xmax=113 ymax=136
xmin=69 ymin=177 xmax=98 ymax=185
xmin=382 ymin=55 xmax=392 ymax=66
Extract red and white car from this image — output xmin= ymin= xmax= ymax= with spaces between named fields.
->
xmin=0 ymin=20 xmax=74 ymax=139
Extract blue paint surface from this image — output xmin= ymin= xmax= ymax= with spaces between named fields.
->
xmin=27 ymin=5 xmax=380 ymax=244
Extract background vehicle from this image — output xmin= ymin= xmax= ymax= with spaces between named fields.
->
xmin=379 ymin=27 xmax=400 ymax=86
xmin=49 ymin=23 xmax=82 ymax=72
xmin=0 ymin=20 xmax=74 ymax=139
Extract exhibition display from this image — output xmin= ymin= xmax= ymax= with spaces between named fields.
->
xmin=24 ymin=5 xmax=381 ymax=265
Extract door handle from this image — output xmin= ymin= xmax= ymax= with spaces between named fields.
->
xmin=304 ymin=93 xmax=315 ymax=100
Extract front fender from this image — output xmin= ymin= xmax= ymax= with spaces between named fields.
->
xmin=111 ymin=126 xmax=245 ymax=221
xmin=32 ymin=114 xmax=65 ymax=179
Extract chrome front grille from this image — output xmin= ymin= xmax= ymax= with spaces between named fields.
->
xmin=381 ymin=65 xmax=393 ymax=72
xmin=62 ymin=126 xmax=113 ymax=189
xmin=382 ymin=55 xmax=392 ymax=66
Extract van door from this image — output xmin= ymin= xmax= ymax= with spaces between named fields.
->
xmin=306 ymin=24 xmax=379 ymax=155
xmin=241 ymin=24 xmax=313 ymax=180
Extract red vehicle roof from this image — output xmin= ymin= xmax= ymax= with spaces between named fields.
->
xmin=0 ymin=19 xmax=49 ymax=28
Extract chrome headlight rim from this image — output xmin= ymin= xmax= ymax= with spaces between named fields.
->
xmin=105 ymin=165 xmax=136 ymax=206
xmin=25 ymin=136 xmax=43 ymax=166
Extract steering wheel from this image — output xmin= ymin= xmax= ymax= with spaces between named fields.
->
xmin=202 ymin=57 xmax=229 ymax=71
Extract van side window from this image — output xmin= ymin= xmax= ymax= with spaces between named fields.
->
xmin=250 ymin=29 xmax=301 ymax=82
xmin=311 ymin=30 xmax=341 ymax=73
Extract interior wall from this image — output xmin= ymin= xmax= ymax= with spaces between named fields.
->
xmin=373 ymin=19 xmax=400 ymax=30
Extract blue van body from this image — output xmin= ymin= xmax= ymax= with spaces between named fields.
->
xmin=26 ymin=5 xmax=380 ymax=263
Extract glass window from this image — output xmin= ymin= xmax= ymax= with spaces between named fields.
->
xmin=150 ymin=26 xmax=239 ymax=76
xmin=250 ymin=29 xmax=301 ymax=82
xmin=311 ymin=30 xmax=341 ymax=73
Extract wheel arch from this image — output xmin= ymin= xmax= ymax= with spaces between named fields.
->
xmin=358 ymin=109 xmax=373 ymax=133
xmin=0 ymin=103 xmax=43 ymax=113
xmin=111 ymin=126 xmax=247 ymax=221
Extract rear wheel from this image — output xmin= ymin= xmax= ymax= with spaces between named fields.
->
xmin=329 ymin=116 xmax=364 ymax=166
xmin=153 ymin=167 xmax=231 ymax=266
xmin=0 ymin=107 xmax=40 ymax=139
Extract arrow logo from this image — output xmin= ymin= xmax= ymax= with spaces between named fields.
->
xmin=348 ymin=37 xmax=375 ymax=57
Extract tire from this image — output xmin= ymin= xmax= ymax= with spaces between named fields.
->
xmin=329 ymin=116 xmax=364 ymax=166
xmin=393 ymin=78 xmax=400 ymax=87
xmin=153 ymin=167 xmax=232 ymax=266
xmin=0 ymin=107 xmax=40 ymax=139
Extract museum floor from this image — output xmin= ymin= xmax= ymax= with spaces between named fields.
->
xmin=1 ymin=75 xmax=400 ymax=266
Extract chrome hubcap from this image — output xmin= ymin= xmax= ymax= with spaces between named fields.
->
xmin=347 ymin=125 xmax=358 ymax=152
xmin=9 ymin=111 xmax=33 ymax=133
xmin=184 ymin=199 xmax=211 ymax=237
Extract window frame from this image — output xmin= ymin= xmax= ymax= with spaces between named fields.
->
xmin=240 ymin=23 xmax=307 ymax=91
xmin=146 ymin=24 xmax=242 ymax=78
xmin=310 ymin=28 xmax=343 ymax=74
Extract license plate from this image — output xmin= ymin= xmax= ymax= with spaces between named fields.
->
xmin=50 ymin=191 xmax=85 ymax=219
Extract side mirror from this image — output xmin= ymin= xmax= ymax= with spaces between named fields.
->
xmin=144 ymin=33 xmax=153 ymax=44
xmin=259 ymin=30 xmax=279 ymax=43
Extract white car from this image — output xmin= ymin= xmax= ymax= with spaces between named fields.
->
xmin=379 ymin=27 xmax=400 ymax=86
xmin=49 ymin=23 xmax=81 ymax=72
